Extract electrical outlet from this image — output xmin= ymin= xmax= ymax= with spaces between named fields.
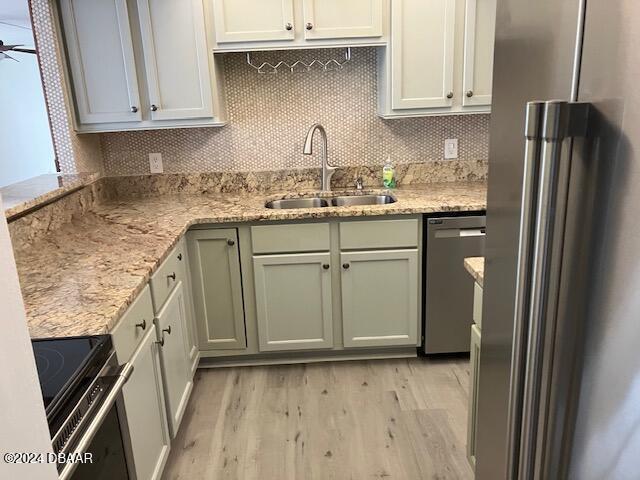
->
xmin=149 ymin=153 xmax=163 ymax=173
xmin=444 ymin=139 xmax=458 ymax=159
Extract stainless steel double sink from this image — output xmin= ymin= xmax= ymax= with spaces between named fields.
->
xmin=266 ymin=194 xmax=397 ymax=210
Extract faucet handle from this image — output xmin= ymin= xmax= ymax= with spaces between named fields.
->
xmin=354 ymin=177 xmax=364 ymax=190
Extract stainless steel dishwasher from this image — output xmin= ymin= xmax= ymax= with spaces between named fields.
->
xmin=424 ymin=215 xmax=486 ymax=353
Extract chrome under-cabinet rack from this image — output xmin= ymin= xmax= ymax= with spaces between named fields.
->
xmin=246 ymin=47 xmax=351 ymax=74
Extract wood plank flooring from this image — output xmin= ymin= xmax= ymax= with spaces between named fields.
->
xmin=162 ymin=357 xmax=473 ymax=480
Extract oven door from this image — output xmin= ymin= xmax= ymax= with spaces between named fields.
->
xmin=56 ymin=359 xmax=134 ymax=480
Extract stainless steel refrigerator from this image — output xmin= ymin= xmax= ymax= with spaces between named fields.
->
xmin=476 ymin=0 xmax=640 ymax=479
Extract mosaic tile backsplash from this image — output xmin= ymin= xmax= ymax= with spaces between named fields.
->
xmin=101 ymin=48 xmax=490 ymax=175
xmin=30 ymin=0 xmax=104 ymax=175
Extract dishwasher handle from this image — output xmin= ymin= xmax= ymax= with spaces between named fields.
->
xmin=434 ymin=227 xmax=486 ymax=239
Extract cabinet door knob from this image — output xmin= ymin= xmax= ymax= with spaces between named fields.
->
xmin=342 ymin=263 xmax=350 ymax=270
xmin=177 ymin=253 xmax=183 ymax=261
xmin=167 ymin=272 xmax=176 ymax=281
xmin=466 ymin=90 xmax=474 ymax=98
xmin=323 ymin=264 xmax=330 ymax=270
xmin=151 ymin=104 xmax=158 ymax=111
xmin=227 ymin=239 xmax=235 ymax=246
xmin=306 ymin=22 xmax=313 ymax=30
xmin=135 ymin=319 xmax=147 ymax=330
xmin=130 ymin=106 xmax=138 ymax=113
xmin=446 ymin=92 xmax=454 ymax=99
xmin=158 ymin=325 xmax=171 ymax=347
xmin=285 ymin=22 xmax=293 ymax=31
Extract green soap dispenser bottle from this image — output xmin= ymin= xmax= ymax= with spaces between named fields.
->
xmin=382 ymin=156 xmax=396 ymax=188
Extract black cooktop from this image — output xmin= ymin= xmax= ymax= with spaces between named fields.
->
xmin=31 ymin=335 xmax=113 ymax=433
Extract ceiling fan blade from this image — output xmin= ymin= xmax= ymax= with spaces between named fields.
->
xmin=0 ymin=52 xmax=19 ymax=62
xmin=0 ymin=44 xmax=22 ymax=52
xmin=13 ymin=47 xmax=37 ymax=54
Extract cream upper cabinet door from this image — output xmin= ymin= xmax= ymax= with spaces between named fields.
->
xmin=59 ymin=0 xmax=141 ymax=124
xmin=137 ymin=0 xmax=213 ymax=120
xmin=212 ymin=0 xmax=295 ymax=43
xmin=391 ymin=0 xmax=456 ymax=109
xmin=462 ymin=0 xmax=496 ymax=107
xmin=302 ymin=0 xmax=383 ymax=40
xmin=341 ymin=249 xmax=419 ymax=348
xmin=253 ymin=253 xmax=333 ymax=352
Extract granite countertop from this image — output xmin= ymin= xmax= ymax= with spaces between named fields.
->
xmin=464 ymin=256 xmax=485 ymax=287
xmin=2 ymin=173 xmax=99 ymax=220
xmin=14 ymin=182 xmax=487 ymax=338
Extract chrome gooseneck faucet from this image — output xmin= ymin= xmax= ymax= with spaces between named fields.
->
xmin=303 ymin=123 xmax=336 ymax=191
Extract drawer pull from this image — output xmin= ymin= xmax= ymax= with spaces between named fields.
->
xmin=135 ymin=319 xmax=147 ymax=331
xmin=342 ymin=263 xmax=350 ymax=270
xmin=227 ymin=239 xmax=235 ymax=246
xmin=323 ymin=264 xmax=330 ymax=270
xmin=167 ymin=272 xmax=176 ymax=281
xmin=177 ymin=253 xmax=183 ymax=261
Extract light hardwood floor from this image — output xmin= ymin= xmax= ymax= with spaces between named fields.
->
xmin=162 ymin=357 xmax=473 ymax=480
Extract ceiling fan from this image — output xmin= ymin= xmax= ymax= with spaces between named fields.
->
xmin=0 ymin=39 xmax=36 ymax=62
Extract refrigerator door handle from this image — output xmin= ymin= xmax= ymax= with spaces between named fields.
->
xmin=506 ymin=101 xmax=545 ymax=480
xmin=508 ymin=100 xmax=590 ymax=480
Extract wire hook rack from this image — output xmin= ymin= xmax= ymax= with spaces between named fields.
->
xmin=246 ymin=48 xmax=352 ymax=74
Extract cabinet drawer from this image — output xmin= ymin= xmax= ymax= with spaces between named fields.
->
xmin=473 ymin=282 xmax=483 ymax=329
xmin=251 ymin=223 xmax=330 ymax=254
xmin=112 ymin=285 xmax=155 ymax=362
xmin=339 ymin=218 xmax=419 ymax=249
xmin=150 ymin=240 xmax=187 ymax=311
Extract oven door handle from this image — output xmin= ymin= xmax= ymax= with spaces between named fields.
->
xmin=58 ymin=362 xmax=134 ymax=480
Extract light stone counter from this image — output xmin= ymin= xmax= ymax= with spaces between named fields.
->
xmin=464 ymin=256 xmax=485 ymax=287
xmin=13 ymin=182 xmax=487 ymax=338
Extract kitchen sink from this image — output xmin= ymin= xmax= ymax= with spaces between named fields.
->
xmin=265 ymin=193 xmax=397 ymax=209
xmin=265 ymin=198 xmax=329 ymax=209
xmin=330 ymin=195 xmax=396 ymax=207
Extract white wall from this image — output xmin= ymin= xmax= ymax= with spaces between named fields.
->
xmin=0 ymin=20 xmax=56 ymax=187
xmin=0 ymin=193 xmax=57 ymax=479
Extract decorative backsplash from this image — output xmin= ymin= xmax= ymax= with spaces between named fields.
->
xmin=101 ymin=48 xmax=490 ymax=175
xmin=30 ymin=0 xmax=104 ymax=175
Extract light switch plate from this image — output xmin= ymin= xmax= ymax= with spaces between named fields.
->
xmin=444 ymin=139 xmax=458 ymax=159
xmin=149 ymin=153 xmax=163 ymax=173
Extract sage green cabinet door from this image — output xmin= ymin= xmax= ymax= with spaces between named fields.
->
xmin=341 ymin=249 xmax=419 ymax=347
xmin=187 ymin=229 xmax=246 ymax=351
xmin=253 ymin=253 xmax=333 ymax=351
xmin=156 ymin=282 xmax=193 ymax=438
xmin=122 ymin=325 xmax=170 ymax=480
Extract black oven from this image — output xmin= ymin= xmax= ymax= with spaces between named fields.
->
xmin=32 ymin=335 xmax=134 ymax=479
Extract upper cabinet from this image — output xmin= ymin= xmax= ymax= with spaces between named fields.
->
xmin=137 ymin=0 xmax=214 ymax=120
xmin=210 ymin=0 xmax=388 ymax=51
xmin=302 ymin=0 xmax=383 ymax=40
xmin=462 ymin=0 xmax=496 ymax=107
xmin=213 ymin=0 xmax=295 ymax=43
xmin=59 ymin=0 xmax=224 ymax=132
xmin=59 ymin=0 xmax=141 ymax=124
xmin=390 ymin=0 xmax=456 ymax=110
xmin=59 ymin=0 xmax=496 ymax=130
xmin=378 ymin=0 xmax=497 ymax=117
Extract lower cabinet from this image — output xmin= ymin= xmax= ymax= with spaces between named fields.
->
xmin=122 ymin=325 xmax=170 ymax=480
xmin=253 ymin=252 xmax=334 ymax=351
xmin=341 ymin=249 xmax=419 ymax=347
xmin=467 ymin=323 xmax=481 ymax=468
xmin=156 ymin=281 xmax=194 ymax=438
xmin=187 ymin=229 xmax=247 ymax=351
